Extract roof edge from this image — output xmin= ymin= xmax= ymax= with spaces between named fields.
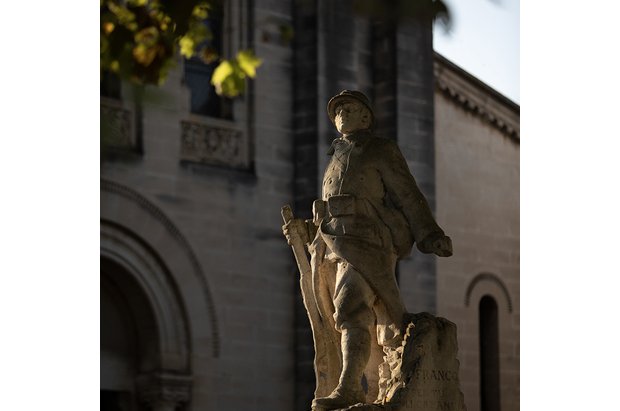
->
xmin=434 ymin=52 xmax=520 ymax=142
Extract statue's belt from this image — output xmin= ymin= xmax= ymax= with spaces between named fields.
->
xmin=314 ymin=194 xmax=362 ymax=220
xmin=314 ymin=194 xmax=414 ymax=260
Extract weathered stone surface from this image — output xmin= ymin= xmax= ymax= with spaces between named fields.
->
xmin=282 ymin=91 xmax=458 ymax=411
xmin=314 ymin=313 xmax=466 ymax=411
xmin=384 ymin=313 xmax=466 ymax=411
xmin=326 ymin=313 xmax=466 ymax=411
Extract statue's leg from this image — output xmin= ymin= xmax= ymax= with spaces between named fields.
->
xmin=364 ymin=324 xmax=383 ymax=402
xmin=312 ymin=262 xmax=375 ymax=410
xmin=375 ymin=301 xmax=405 ymax=404
xmin=315 ymin=257 xmax=342 ymax=396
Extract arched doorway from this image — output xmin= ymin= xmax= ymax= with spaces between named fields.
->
xmin=101 ymin=180 xmax=222 ymax=410
xmin=101 ymin=256 xmax=158 ymax=411
xmin=100 ymin=222 xmax=193 ymax=411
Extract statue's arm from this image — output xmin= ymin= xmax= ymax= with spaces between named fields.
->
xmin=378 ymin=140 xmax=446 ymax=252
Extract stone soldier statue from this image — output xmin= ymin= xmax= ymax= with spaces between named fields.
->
xmin=283 ymin=90 xmax=452 ymax=410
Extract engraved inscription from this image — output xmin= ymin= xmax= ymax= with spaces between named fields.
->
xmin=404 ymin=368 xmax=460 ymax=410
xmin=392 ymin=314 xmax=466 ymax=411
xmin=413 ymin=369 xmax=459 ymax=382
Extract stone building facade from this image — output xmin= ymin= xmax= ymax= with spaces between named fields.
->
xmin=100 ymin=2 xmax=519 ymax=411
xmin=434 ymin=54 xmax=520 ymax=411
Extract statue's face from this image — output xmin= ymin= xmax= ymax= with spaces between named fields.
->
xmin=334 ymin=100 xmax=370 ymax=134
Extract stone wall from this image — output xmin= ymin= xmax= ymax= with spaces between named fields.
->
xmin=101 ymin=0 xmax=297 ymax=409
xmin=434 ymin=54 xmax=520 ymax=411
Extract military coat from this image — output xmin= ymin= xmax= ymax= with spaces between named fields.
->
xmin=311 ymin=129 xmax=445 ymax=325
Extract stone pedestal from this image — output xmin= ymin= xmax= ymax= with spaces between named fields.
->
xmin=330 ymin=312 xmax=466 ymax=411
xmin=389 ymin=313 xmax=467 ymax=411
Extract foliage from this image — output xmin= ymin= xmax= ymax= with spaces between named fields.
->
xmin=211 ymin=49 xmax=263 ymax=97
xmin=100 ymin=0 xmax=450 ymax=96
xmin=100 ymin=0 xmax=262 ymax=97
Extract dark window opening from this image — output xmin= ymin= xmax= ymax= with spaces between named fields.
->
xmin=479 ymin=295 xmax=501 ymax=411
xmin=184 ymin=6 xmax=233 ymax=119
xmin=101 ymin=70 xmax=121 ymax=100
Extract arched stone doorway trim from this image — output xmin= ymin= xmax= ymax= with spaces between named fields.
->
xmin=464 ymin=272 xmax=513 ymax=313
xmin=101 ymin=178 xmax=220 ymax=358
xmin=101 ymin=222 xmax=191 ymax=371
xmin=101 ymin=224 xmax=194 ymax=410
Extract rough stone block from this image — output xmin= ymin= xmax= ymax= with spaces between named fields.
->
xmin=327 ymin=313 xmax=467 ymax=411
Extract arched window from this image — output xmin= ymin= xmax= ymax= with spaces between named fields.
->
xmin=479 ymin=295 xmax=500 ymax=411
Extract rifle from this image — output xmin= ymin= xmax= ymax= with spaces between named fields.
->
xmin=281 ymin=205 xmax=341 ymax=397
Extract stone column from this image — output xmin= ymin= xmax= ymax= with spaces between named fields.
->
xmin=371 ymin=19 xmax=397 ymax=140
xmin=394 ymin=16 xmax=438 ymax=314
xmin=292 ymin=1 xmax=320 ymax=409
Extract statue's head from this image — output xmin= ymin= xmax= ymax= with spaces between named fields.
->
xmin=327 ymin=90 xmax=374 ymax=134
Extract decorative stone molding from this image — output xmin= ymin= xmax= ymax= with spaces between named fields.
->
xmin=136 ymin=371 xmax=192 ymax=410
xmin=434 ymin=53 xmax=520 ymax=142
xmin=101 ymin=179 xmax=221 ymax=357
xmin=464 ymin=272 xmax=513 ymax=312
xmin=180 ymin=118 xmax=249 ymax=169
xmin=100 ymin=97 xmax=135 ymax=149
xmin=101 ymin=222 xmax=191 ymax=372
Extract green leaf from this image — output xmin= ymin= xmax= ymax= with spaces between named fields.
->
xmin=187 ymin=20 xmax=210 ymax=44
xmin=236 ymin=49 xmax=262 ymax=78
xmin=220 ymin=74 xmax=245 ymax=97
xmin=211 ymin=60 xmax=235 ymax=85
xmin=107 ymin=2 xmax=136 ymax=29
xmin=211 ymin=60 xmax=247 ymax=97
xmin=179 ymin=36 xmax=195 ymax=58
xmin=192 ymin=2 xmax=210 ymax=19
xmin=133 ymin=44 xmax=157 ymax=66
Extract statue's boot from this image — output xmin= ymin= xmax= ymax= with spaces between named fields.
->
xmin=312 ymin=328 xmax=369 ymax=410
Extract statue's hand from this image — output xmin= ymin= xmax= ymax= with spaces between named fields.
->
xmin=282 ymin=218 xmax=310 ymax=245
xmin=418 ymin=232 xmax=453 ymax=257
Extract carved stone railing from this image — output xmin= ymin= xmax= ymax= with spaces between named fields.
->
xmin=100 ymin=97 xmax=136 ymax=150
xmin=180 ymin=117 xmax=249 ymax=169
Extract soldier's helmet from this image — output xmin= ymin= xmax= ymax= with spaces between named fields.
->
xmin=327 ymin=90 xmax=375 ymax=129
